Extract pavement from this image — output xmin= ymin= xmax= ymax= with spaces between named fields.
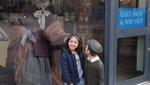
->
xmin=137 ymin=81 xmax=150 ymax=85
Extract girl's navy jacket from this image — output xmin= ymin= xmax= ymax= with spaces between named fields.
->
xmin=60 ymin=49 xmax=84 ymax=85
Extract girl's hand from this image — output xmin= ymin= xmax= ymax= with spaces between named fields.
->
xmin=69 ymin=84 xmax=73 ymax=85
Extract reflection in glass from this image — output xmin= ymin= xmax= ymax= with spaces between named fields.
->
xmin=116 ymin=36 xmax=145 ymax=82
xmin=119 ymin=0 xmax=147 ymax=8
xmin=0 ymin=0 xmax=105 ymax=85
xmin=63 ymin=0 xmax=105 ymax=61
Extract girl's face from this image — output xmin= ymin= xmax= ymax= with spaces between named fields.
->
xmin=38 ymin=0 xmax=50 ymax=9
xmin=68 ymin=37 xmax=79 ymax=51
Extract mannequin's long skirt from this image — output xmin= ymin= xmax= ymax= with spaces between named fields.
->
xmin=19 ymin=45 xmax=52 ymax=85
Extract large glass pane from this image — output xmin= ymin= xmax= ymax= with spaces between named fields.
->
xmin=63 ymin=0 xmax=105 ymax=63
xmin=0 ymin=0 xmax=105 ymax=85
xmin=116 ymin=36 xmax=145 ymax=82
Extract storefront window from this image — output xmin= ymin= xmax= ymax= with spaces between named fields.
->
xmin=0 ymin=0 xmax=105 ymax=85
xmin=118 ymin=0 xmax=147 ymax=28
xmin=116 ymin=36 xmax=145 ymax=82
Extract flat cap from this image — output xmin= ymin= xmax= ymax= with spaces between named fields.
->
xmin=87 ymin=39 xmax=103 ymax=53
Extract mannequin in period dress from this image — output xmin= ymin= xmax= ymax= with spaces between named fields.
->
xmin=6 ymin=0 xmax=67 ymax=85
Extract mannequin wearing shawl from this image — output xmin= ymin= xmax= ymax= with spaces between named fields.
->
xmin=6 ymin=0 xmax=67 ymax=85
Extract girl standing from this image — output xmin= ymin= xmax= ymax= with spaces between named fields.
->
xmin=60 ymin=34 xmax=85 ymax=85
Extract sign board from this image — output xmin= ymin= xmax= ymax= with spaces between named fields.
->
xmin=118 ymin=8 xmax=146 ymax=28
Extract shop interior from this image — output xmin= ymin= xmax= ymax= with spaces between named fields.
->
xmin=0 ymin=0 xmax=105 ymax=84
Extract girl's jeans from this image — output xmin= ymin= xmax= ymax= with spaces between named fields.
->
xmin=64 ymin=77 xmax=84 ymax=85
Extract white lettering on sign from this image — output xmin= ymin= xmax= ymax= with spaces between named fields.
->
xmin=134 ymin=18 xmax=143 ymax=24
xmin=124 ymin=19 xmax=133 ymax=24
xmin=120 ymin=11 xmax=131 ymax=17
xmin=119 ymin=10 xmax=145 ymax=26
xmin=120 ymin=11 xmax=144 ymax=17
xmin=120 ymin=18 xmax=143 ymax=25
xmin=132 ymin=11 xmax=143 ymax=17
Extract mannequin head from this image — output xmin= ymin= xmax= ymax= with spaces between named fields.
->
xmin=32 ymin=0 xmax=54 ymax=4
xmin=32 ymin=0 xmax=54 ymax=9
xmin=38 ymin=0 xmax=50 ymax=9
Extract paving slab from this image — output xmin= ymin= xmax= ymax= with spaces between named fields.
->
xmin=137 ymin=81 xmax=150 ymax=85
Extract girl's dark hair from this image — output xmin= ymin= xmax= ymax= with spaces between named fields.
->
xmin=65 ymin=34 xmax=83 ymax=57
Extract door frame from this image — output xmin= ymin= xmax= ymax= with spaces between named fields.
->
xmin=104 ymin=0 xmax=150 ymax=85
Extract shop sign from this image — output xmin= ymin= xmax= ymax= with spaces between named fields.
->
xmin=118 ymin=8 xmax=146 ymax=28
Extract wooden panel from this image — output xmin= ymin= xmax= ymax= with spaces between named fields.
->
xmin=0 ymin=41 xmax=10 ymax=67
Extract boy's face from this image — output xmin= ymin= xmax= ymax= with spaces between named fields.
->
xmin=85 ymin=44 xmax=90 ymax=55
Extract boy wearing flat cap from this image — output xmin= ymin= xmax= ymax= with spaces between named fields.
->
xmin=84 ymin=39 xmax=104 ymax=85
